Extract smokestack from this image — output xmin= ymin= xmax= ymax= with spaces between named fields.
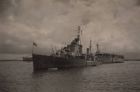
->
xmin=96 ymin=43 xmax=100 ymax=54
xmin=87 ymin=48 xmax=89 ymax=55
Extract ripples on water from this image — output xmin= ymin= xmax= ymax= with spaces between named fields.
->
xmin=0 ymin=61 xmax=140 ymax=92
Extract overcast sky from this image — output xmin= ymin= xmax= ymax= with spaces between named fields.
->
xmin=0 ymin=0 xmax=140 ymax=58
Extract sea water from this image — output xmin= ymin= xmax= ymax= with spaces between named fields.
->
xmin=0 ymin=61 xmax=140 ymax=92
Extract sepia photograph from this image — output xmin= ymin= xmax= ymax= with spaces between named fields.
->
xmin=0 ymin=0 xmax=140 ymax=92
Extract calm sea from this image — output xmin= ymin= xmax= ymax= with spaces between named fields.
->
xmin=0 ymin=61 xmax=140 ymax=92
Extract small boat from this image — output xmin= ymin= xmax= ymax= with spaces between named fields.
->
xmin=22 ymin=57 xmax=32 ymax=61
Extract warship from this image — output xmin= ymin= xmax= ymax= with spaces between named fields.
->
xmin=94 ymin=44 xmax=124 ymax=63
xmin=32 ymin=26 xmax=97 ymax=71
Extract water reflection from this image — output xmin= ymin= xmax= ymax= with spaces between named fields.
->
xmin=0 ymin=61 xmax=140 ymax=92
xmin=31 ymin=68 xmax=86 ymax=92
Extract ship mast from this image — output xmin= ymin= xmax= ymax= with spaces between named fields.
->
xmin=77 ymin=26 xmax=82 ymax=45
xmin=89 ymin=40 xmax=92 ymax=54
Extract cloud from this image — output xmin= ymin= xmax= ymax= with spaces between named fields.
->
xmin=0 ymin=0 xmax=140 ymax=58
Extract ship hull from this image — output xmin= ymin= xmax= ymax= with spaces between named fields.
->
xmin=95 ymin=53 xmax=124 ymax=64
xmin=32 ymin=54 xmax=89 ymax=71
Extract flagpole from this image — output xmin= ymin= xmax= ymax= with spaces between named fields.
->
xmin=32 ymin=42 xmax=34 ymax=54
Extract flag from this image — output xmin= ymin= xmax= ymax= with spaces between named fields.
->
xmin=33 ymin=42 xmax=37 ymax=47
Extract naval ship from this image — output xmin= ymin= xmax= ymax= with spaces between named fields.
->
xmin=94 ymin=44 xmax=124 ymax=63
xmin=32 ymin=26 xmax=97 ymax=71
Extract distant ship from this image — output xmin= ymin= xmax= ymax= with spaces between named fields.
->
xmin=32 ymin=26 xmax=97 ymax=71
xmin=94 ymin=44 xmax=124 ymax=63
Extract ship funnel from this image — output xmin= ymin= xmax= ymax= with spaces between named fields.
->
xmin=87 ymin=48 xmax=89 ymax=55
xmin=96 ymin=43 xmax=100 ymax=54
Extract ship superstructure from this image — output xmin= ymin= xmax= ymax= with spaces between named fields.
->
xmin=53 ymin=26 xmax=83 ymax=57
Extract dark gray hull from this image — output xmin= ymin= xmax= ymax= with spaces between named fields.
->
xmin=32 ymin=54 xmax=88 ymax=71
